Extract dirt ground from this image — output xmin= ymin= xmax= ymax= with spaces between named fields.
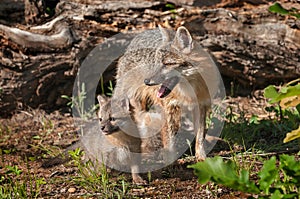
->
xmin=1 ymin=1 xmax=299 ymax=198
xmin=0 ymin=106 xmax=235 ymax=199
xmin=1 ymin=94 xmax=297 ymax=198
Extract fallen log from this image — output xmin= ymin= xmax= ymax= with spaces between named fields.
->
xmin=0 ymin=0 xmax=25 ymax=25
xmin=0 ymin=0 xmax=299 ymax=117
xmin=184 ymin=6 xmax=300 ymax=94
xmin=0 ymin=22 xmax=76 ymax=52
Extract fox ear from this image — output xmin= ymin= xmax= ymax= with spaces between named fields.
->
xmin=172 ymin=26 xmax=193 ymax=54
xmin=97 ymin=95 xmax=106 ymax=105
xmin=120 ymin=97 xmax=130 ymax=112
xmin=158 ymin=25 xmax=171 ymax=43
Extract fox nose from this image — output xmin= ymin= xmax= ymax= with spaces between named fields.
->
xmin=144 ymin=78 xmax=151 ymax=85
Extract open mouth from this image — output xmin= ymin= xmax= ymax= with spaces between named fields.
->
xmin=102 ymin=130 xmax=111 ymax=135
xmin=157 ymin=76 xmax=180 ymax=98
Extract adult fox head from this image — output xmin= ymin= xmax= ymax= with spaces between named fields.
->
xmin=144 ymin=26 xmax=197 ymax=98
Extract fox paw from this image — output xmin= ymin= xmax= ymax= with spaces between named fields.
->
xmin=195 ymin=152 xmax=206 ymax=162
xmin=132 ymin=175 xmax=147 ymax=185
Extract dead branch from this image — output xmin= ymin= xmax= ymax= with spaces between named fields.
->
xmin=0 ymin=22 xmax=76 ymax=52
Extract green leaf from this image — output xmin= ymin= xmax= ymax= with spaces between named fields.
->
xmin=280 ymin=87 xmax=288 ymax=93
xmin=296 ymin=104 xmax=300 ymax=113
xmin=279 ymin=155 xmax=300 ymax=186
xmin=239 ymin=169 xmax=250 ymax=184
xmin=264 ymin=85 xmax=280 ymax=103
xmin=264 ymin=84 xmax=300 ymax=104
xmin=279 ymin=84 xmax=300 ymax=99
xmin=32 ymin=135 xmax=41 ymax=140
xmin=270 ymin=189 xmax=283 ymax=199
xmin=291 ymin=13 xmax=300 ymax=19
xmin=188 ymin=157 xmax=235 ymax=183
xmin=6 ymin=165 xmax=22 ymax=175
xmin=165 ymin=3 xmax=175 ymax=9
xmin=258 ymin=156 xmax=278 ymax=194
xmin=269 ymin=3 xmax=290 ymax=15
xmin=61 ymin=95 xmax=71 ymax=100
xmin=268 ymin=3 xmax=300 ymax=19
xmin=188 ymin=156 xmax=260 ymax=193
xmin=283 ymin=125 xmax=300 ymax=143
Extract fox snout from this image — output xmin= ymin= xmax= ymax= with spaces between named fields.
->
xmin=144 ymin=73 xmax=180 ymax=98
xmin=100 ymin=122 xmax=119 ymax=135
xmin=144 ymin=78 xmax=155 ymax=86
xmin=144 ymin=73 xmax=165 ymax=86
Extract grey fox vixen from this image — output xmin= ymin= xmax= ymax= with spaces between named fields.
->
xmin=42 ymin=26 xmax=215 ymax=184
xmin=143 ymin=26 xmax=211 ymax=160
xmin=113 ymin=26 xmax=210 ymax=161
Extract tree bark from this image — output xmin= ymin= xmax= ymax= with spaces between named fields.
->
xmin=0 ymin=0 xmax=299 ymax=117
xmin=184 ymin=6 xmax=300 ymax=94
xmin=0 ymin=0 xmax=25 ymax=25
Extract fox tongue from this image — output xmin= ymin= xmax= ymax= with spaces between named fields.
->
xmin=158 ymin=85 xmax=171 ymax=98
xmin=157 ymin=76 xmax=180 ymax=98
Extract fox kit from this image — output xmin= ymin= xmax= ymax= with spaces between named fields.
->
xmin=114 ymin=26 xmax=211 ymax=161
xmin=97 ymin=95 xmax=145 ymax=184
xmin=42 ymin=95 xmax=162 ymax=185
xmin=97 ymin=95 xmax=164 ymax=184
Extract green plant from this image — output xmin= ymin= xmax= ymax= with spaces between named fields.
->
xmin=264 ymin=79 xmax=300 ymax=143
xmin=106 ymin=80 xmax=114 ymax=96
xmin=45 ymin=7 xmax=55 ymax=17
xmin=165 ymin=3 xmax=177 ymax=18
xmin=0 ymin=164 xmax=46 ymax=198
xmin=269 ymin=2 xmax=300 ymax=19
xmin=220 ymin=80 xmax=300 ymax=153
xmin=166 ymin=3 xmax=176 ymax=11
xmin=99 ymin=76 xmax=114 ymax=96
xmin=221 ymin=109 xmax=297 ymax=153
xmin=6 ymin=165 xmax=22 ymax=176
xmin=189 ymin=155 xmax=300 ymax=198
xmin=68 ymin=148 xmax=128 ymax=198
xmin=61 ymin=83 xmax=99 ymax=120
xmin=39 ymin=116 xmax=54 ymax=134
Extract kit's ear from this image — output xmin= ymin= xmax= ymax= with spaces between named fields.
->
xmin=97 ymin=95 xmax=107 ymax=106
xmin=172 ymin=26 xmax=193 ymax=54
xmin=158 ymin=24 xmax=171 ymax=43
xmin=120 ymin=97 xmax=130 ymax=112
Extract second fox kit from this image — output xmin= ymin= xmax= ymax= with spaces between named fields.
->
xmin=97 ymin=95 xmax=145 ymax=184
xmin=97 ymin=95 xmax=163 ymax=184
xmin=114 ymin=26 xmax=211 ymax=161
xmin=42 ymin=95 xmax=161 ymax=185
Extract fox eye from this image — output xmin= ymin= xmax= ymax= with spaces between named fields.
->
xmin=99 ymin=118 xmax=102 ymax=122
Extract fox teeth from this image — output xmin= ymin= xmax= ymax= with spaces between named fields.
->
xmin=157 ymin=76 xmax=180 ymax=98
xmin=158 ymin=85 xmax=171 ymax=98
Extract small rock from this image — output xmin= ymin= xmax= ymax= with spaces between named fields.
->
xmin=68 ymin=187 xmax=76 ymax=193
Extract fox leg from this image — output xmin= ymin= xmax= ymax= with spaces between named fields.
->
xmin=130 ymin=155 xmax=146 ymax=185
xmin=195 ymin=105 xmax=207 ymax=161
xmin=161 ymin=123 xmax=175 ymax=165
xmin=129 ymin=140 xmax=147 ymax=185
xmin=161 ymin=105 xmax=181 ymax=164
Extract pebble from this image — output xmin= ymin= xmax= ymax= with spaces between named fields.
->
xmin=68 ymin=187 xmax=76 ymax=193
